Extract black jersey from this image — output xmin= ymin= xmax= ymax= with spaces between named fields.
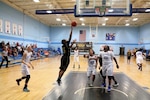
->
xmin=62 ymin=41 xmax=70 ymax=56
xmin=127 ymin=52 xmax=131 ymax=57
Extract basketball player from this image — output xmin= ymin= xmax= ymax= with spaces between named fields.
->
xmin=99 ymin=46 xmax=119 ymax=87
xmin=127 ymin=49 xmax=132 ymax=64
xmin=136 ymin=48 xmax=144 ymax=71
xmin=16 ymin=45 xmax=34 ymax=92
xmin=83 ymin=49 xmax=98 ymax=87
xmin=0 ymin=46 xmax=9 ymax=68
xmin=73 ymin=46 xmax=80 ymax=69
xmin=99 ymin=45 xmax=119 ymax=91
xmin=57 ymin=26 xmax=76 ymax=85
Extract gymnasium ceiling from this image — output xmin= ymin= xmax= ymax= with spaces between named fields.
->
xmin=1 ymin=0 xmax=150 ymax=27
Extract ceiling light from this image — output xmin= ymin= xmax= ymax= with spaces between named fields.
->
xmin=56 ymin=18 xmax=61 ymax=21
xmin=46 ymin=10 xmax=52 ymax=13
xmin=125 ymin=23 xmax=130 ymax=26
xmin=81 ymin=23 xmax=85 ymax=26
xmin=108 ymin=9 xmax=113 ymax=12
xmin=102 ymin=23 xmax=106 ymax=26
xmin=33 ymin=0 xmax=40 ymax=2
xmin=145 ymin=9 xmax=150 ymax=12
xmin=62 ymin=23 xmax=66 ymax=26
xmin=79 ymin=18 xmax=84 ymax=21
xmin=132 ymin=18 xmax=138 ymax=21
xmin=104 ymin=18 xmax=109 ymax=21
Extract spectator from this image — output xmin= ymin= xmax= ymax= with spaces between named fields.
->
xmin=12 ymin=47 xmax=18 ymax=58
xmin=0 ymin=41 xmax=5 ymax=49
xmin=0 ymin=46 xmax=9 ymax=68
xmin=127 ymin=49 xmax=132 ymax=64
xmin=44 ymin=50 xmax=49 ymax=57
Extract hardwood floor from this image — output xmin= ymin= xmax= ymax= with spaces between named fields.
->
xmin=0 ymin=55 xmax=150 ymax=100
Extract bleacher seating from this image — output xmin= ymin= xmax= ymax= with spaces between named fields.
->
xmin=0 ymin=46 xmax=62 ymax=67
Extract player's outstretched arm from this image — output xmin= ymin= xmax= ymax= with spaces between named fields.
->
xmin=68 ymin=26 xmax=73 ymax=43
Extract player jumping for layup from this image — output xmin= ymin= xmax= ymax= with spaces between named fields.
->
xmin=57 ymin=26 xmax=76 ymax=85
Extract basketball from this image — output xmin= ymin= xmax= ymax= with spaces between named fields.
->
xmin=71 ymin=21 xmax=77 ymax=27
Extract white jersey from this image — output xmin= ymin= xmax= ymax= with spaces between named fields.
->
xmin=87 ymin=55 xmax=97 ymax=76
xmin=99 ymin=51 xmax=114 ymax=76
xmin=136 ymin=51 xmax=143 ymax=58
xmin=23 ymin=50 xmax=32 ymax=63
xmin=2 ymin=50 xmax=8 ymax=57
xmin=88 ymin=55 xmax=97 ymax=67
xmin=99 ymin=51 xmax=114 ymax=66
xmin=74 ymin=50 xmax=79 ymax=62
xmin=136 ymin=51 xmax=143 ymax=64
xmin=74 ymin=50 xmax=79 ymax=57
xmin=21 ymin=50 xmax=32 ymax=76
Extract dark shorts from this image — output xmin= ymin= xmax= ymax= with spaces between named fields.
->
xmin=127 ymin=56 xmax=131 ymax=60
xmin=59 ymin=55 xmax=70 ymax=71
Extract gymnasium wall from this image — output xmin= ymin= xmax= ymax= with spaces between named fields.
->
xmin=139 ymin=23 xmax=150 ymax=49
xmin=1 ymin=1 xmax=148 ymax=54
xmin=50 ymin=26 xmax=140 ymax=55
xmin=0 ymin=1 xmax=50 ymax=48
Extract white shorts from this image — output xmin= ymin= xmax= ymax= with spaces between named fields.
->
xmin=102 ymin=65 xmax=113 ymax=76
xmin=87 ymin=67 xmax=96 ymax=76
xmin=21 ymin=64 xmax=30 ymax=76
xmin=74 ymin=56 xmax=79 ymax=62
xmin=136 ymin=57 xmax=143 ymax=64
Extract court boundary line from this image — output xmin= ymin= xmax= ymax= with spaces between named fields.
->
xmin=74 ymin=86 xmax=129 ymax=100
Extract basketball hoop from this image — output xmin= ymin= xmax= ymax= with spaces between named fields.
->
xmin=95 ymin=6 xmax=110 ymax=16
xmin=75 ymin=0 xmax=131 ymax=17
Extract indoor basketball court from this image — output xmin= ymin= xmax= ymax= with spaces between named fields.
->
xmin=43 ymin=72 xmax=150 ymax=100
xmin=0 ymin=0 xmax=150 ymax=100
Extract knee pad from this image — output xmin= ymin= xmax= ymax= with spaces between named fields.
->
xmin=27 ymin=75 xmax=30 ymax=79
xmin=25 ymin=75 xmax=30 ymax=84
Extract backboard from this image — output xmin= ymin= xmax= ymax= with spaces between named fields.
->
xmin=75 ymin=0 xmax=132 ymax=17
